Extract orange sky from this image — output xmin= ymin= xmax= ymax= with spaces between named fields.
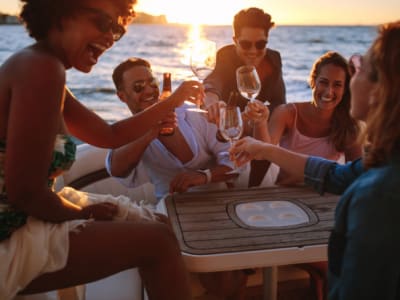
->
xmin=1 ymin=0 xmax=399 ymax=25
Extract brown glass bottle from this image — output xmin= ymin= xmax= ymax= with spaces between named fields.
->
xmin=159 ymin=72 xmax=175 ymax=136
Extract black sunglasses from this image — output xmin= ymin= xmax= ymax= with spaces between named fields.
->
xmin=238 ymin=39 xmax=267 ymax=50
xmin=132 ymin=78 xmax=159 ymax=93
xmin=349 ymin=53 xmax=362 ymax=77
xmin=80 ymin=7 xmax=126 ymax=41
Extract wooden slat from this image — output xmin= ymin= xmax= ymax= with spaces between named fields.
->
xmin=165 ymin=186 xmax=339 ymax=255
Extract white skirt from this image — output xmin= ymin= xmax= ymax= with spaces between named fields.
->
xmin=0 ymin=187 xmax=156 ymax=300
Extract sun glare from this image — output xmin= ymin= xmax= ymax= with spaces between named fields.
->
xmin=136 ymin=0 xmax=246 ymax=25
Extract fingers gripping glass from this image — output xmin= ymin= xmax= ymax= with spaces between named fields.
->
xmin=80 ymin=7 xmax=126 ymax=41
xmin=349 ymin=54 xmax=362 ymax=77
xmin=238 ymin=40 xmax=267 ymax=50
xmin=132 ymin=78 xmax=159 ymax=93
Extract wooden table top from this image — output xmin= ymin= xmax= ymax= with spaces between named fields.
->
xmin=164 ymin=186 xmax=340 ymax=256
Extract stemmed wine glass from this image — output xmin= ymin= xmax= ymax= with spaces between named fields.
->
xmin=187 ymin=39 xmax=217 ymax=113
xmin=236 ymin=65 xmax=264 ymax=104
xmin=219 ymin=106 xmax=243 ymax=173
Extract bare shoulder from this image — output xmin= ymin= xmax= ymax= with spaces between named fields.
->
xmin=271 ymin=103 xmax=296 ymax=122
xmin=2 ymin=46 xmax=65 ymax=84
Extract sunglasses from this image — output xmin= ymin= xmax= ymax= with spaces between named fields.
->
xmin=132 ymin=78 xmax=159 ymax=93
xmin=238 ymin=39 xmax=267 ymax=50
xmin=349 ymin=54 xmax=362 ymax=77
xmin=80 ymin=7 xmax=126 ymax=41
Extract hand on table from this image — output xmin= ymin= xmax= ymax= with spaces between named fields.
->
xmin=169 ymin=170 xmax=208 ymax=193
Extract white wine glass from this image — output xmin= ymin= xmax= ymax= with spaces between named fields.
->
xmin=236 ymin=65 xmax=263 ymax=103
xmin=219 ymin=106 xmax=243 ymax=173
xmin=187 ymin=39 xmax=217 ymax=113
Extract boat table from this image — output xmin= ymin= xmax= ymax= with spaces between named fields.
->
xmin=162 ymin=186 xmax=340 ymax=300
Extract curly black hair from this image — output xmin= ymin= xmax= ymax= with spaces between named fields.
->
xmin=19 ymin=0 xmax=136 ymax=40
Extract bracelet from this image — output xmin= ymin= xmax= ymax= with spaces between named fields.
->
xmin=197 ymin=169 xmax=212 ymax=184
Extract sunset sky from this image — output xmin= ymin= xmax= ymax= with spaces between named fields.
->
xmin=0 ymin=0 xmax=399 ymax=25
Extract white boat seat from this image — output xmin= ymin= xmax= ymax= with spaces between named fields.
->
xmin=17 ymin=144 xmax=154 ymax=300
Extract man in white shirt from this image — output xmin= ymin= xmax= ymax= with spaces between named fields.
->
xmin=105 ymin=57 xmax=242 ymax=207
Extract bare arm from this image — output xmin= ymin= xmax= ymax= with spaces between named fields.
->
xmin=64 ymin=81 xmax=203 ymax=148
xmin=267 ymin=104 xmax=293 ymax=145
xmin=230 ymin=137 xmax=308 ymax=181
xmin=109 ymin=127 xmax=158 ymax=177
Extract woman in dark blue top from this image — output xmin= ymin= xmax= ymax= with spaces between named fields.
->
xmin=231 ymin=20 xmax=400 ymax=300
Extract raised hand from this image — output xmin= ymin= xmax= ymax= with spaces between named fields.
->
xmin=229 ymin=136 xmax=268 ymax=166
xmin=157 ymin=111 xmax=178 ymax=135
xmin=171 ymin=80 xmax=204 ymax=107
xmin=243 ymin=99 xmax=270 ymax=124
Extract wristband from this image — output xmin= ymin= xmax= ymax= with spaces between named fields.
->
xmin=197 ymin=169 xmax=212 ymax=184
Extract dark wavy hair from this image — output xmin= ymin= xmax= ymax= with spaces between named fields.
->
xmin=19 ymin=0 xmax=136 ymax=40
xmin=363 ymin=21 xmax=400 ymax=168
xmin=233 ymin=7 xmax=275 ymax=37
xmin=112 ymin=57 xmax=151 ymax=90
xmin=309 ymin=51 xmax=361 ymax=152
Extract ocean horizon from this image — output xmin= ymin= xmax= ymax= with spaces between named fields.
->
xmin=0 ymin=24 xmax=377 ymax=123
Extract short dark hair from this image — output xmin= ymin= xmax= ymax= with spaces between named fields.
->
xmin=233 ymin=7 xmax=275 ymax=37
xmin=112 ymin=57 xmax=151 ymax=90
xmin=19 ymin=0 xmax=136 ymax=40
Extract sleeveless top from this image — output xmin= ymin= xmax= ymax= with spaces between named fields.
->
xmin=0 ymin=135 xmax=76 ymax=241
xmin=279 ymin=103 xmax=344 ymax=162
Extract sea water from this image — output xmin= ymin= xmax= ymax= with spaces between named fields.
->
xmin=0 ymin=24 xmax=376 ymax=123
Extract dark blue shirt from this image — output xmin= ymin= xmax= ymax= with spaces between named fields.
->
xmin=305 ymin=156 xmax=400 ymax=300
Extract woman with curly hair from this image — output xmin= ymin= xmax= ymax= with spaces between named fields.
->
xmin=231 ymin=20 xmax=400 ymax=299
xmin=0 ymin=0 xmax=199 ymax=299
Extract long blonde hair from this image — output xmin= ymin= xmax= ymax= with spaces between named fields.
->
xmin=363 ymin=21 xmax=400 ymax=168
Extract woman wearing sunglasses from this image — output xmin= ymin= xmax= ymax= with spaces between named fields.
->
xmin=231 ymin=20 xmax=400 ymax=300
xmin=203 ymin=7 xmax=286 ymax=187
xmin=0 ymin=0 xmax=198 ymax=299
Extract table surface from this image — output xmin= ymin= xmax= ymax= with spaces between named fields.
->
xmin=164 ymin=186 xmax=340 ymax=272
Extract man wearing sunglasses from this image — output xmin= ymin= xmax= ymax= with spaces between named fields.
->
xmin=106 ymin=57 xmax=243 ymax=209
xmin=203 ymin=7 xmax=286 ymax=187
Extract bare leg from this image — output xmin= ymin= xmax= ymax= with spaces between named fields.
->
xmin=21 ymin=220 xmax=192 ymax=300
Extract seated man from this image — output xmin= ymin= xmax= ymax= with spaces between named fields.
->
xmin=106 ymin=57 xmax=240 ymax=208
xmin=106 ymin=57 xmax=248 ymax=299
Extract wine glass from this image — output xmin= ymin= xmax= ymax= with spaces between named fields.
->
xmin=187 ymin=39 xmax=217 ymax=113
xmin=236 ymin=65 xmax=262 ymax=103
xmin=219 ymin=106 xmax=243 ymax=173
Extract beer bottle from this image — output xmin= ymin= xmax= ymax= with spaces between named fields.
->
xmin=159 ymin=72 xmax=175 ymax=136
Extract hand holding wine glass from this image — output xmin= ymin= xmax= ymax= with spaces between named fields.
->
xmin=236 ymin=65 xmax=268 ymax=104
xmin=219 ymin=105 xmax=243 ymax=173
